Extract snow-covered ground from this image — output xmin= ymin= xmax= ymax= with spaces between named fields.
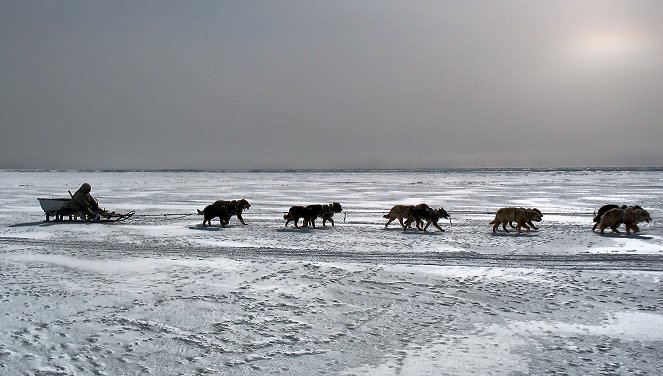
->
xmin=1 ymin=169 xmax=662 ymax=375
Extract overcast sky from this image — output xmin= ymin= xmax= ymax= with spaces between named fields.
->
xmin=1 ymin=1 xmax=662 ymax=169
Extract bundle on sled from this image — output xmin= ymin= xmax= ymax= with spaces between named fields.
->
xmin=37 ymin=183 xmax=134 ymax=222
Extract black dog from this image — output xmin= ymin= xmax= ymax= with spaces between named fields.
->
xmin=212 ymin=199 xmax=251 ymax=225
xmin=284 ymin=206 xmax=315 ymax=228
xmin=306 ymin=202 xmax=343 ymax=227
xmin=197 ymin=202 xmax=238 ymax=227
xmin=405 ymin=204 xmax=449 ymax=232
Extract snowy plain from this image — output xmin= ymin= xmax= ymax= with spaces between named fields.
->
xmin=1 ymin=168 xmax=662 ymax=375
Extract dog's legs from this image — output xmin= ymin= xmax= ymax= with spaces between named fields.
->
xmin=403 ymin=216 xmax=413 ymax=230
xmin=529 ymin=221 xmax=538 ymax=230
xmin=502 ymin=222 xmax=510 ymax=232
xmin=398 ymin=217 xmax=406 ymax=229
xmin=432 ymin=221 xmax=444 ymax=232
xmin=492 ymin=222 xmax=499 ymax=232
xmin=238 ymin=214 xmax=247 ymax=225
xmin=385 ymin=218 xmax=395 ymax=228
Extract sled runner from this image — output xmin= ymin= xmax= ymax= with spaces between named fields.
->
xmin=37 ymin=198 xmax=135 ymax=222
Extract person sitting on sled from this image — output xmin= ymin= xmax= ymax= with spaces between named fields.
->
xmin=65 ymin=183 xmax=101 ymax=220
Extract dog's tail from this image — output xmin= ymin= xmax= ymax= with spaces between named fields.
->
xmin=283 ymin=213 xmax=291 ymax=220
xmin=197 ymin=209 xmax=204 ymax=215
xmin=489 ymin=218 xmax=498 ymax=224
xmin=383 ymin=214 xmax=390 ymax=219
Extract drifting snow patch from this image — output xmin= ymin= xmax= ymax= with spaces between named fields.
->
xmin=509 ymin=311 xmax=663 ymax=342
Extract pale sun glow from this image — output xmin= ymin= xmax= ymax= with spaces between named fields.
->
xmin=570 ymin=30 xmax=650 ymax=63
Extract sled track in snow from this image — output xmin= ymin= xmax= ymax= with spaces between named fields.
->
xmin=2 ymin=236 xmax=663 ymax=271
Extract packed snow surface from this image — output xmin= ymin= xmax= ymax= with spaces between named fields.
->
xmin=1 ymin=169 xmax=662 ymax=375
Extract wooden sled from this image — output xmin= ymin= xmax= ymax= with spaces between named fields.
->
xmin=37 ymin=198 xmax=134 ymax=222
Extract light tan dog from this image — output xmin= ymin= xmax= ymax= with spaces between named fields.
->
xmin=384 ymin=204 xmax=418 ymax=229
xmin=509 ymin=208 xmax=543 ymax=230
xmin=491 ymin=207 xmax=542 ymax=233
xmin=598 ymin=206 xmax=652 ymax=234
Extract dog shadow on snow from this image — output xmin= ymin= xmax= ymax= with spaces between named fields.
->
xmin=596 ymin=231 xmax=653 ymax=240
xmin=188 ymin=224 xmax=237 ymax=231
xmin=276 ymin=227 xmax=316 ymax=234
xmin=10 ymin=221 xmax=116 ymax=227
xmin=490 ymin=231 xmax=540 ymax=237
xmin=382 ymin=227 xmax=446 ymax=235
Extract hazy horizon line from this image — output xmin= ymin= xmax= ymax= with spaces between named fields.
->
xmin=2 ymin=166 xmax=662 ymax=173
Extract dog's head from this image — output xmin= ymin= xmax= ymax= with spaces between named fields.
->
xmin=330 ymin=202 xmax=343 ymax=213
xmin=435 ymin=208 xmax=449 ymax=219
xmin=631 ymin=206 xmax=652 ymax=223
xmin=528 ymin=208 xmax=543 ymax=222
xmin=235 ymin=199 xmax=251 ymax=211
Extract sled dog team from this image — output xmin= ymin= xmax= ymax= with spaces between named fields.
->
xmin=197 ymin=199 xmax=652 ymax=235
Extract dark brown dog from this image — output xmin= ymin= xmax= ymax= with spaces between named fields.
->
xmin=212 ymin=199 xmax=251 ymax=225
xmin=598 ymin=205 xmax=651 ymax=234
xmin=284 ymin=206 xmax=315 ymax=228
xmin=197 ymin=202 xmax=237 ymax=227
xmin=592 ymin=204 xmax=626 ymax=231
xmin=307 ymin=202 xmax=343 ymax=227
xmin=405 ymin=204 xmax=449 ymax=232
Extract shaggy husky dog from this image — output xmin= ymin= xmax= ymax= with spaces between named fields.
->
xmin=591 ymin=204 xmax=627 ymax=231
xmin=404 ymin=204 xmax=450 ymax=232
xmin=509 ymin=208 xmax=543 ymax=230
xmin=598 ymin=206 xmax=651 ymax=234
xmin=284 ymin=206 xmax=315 ymax=228
xmin=384 ymin=204 xmax=417 ymax=229
xmin=306 ymin=202 xmax=343 ymax=227
xmin=197 ymin=202 xmax=237 ymax=227
xmin=212 ymin=199 xmax=251 ymax=225
xmin=491 ymin=207 xmax=542 ymax=233
xmin=197 ymin=199 xmax=250 ymax=226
